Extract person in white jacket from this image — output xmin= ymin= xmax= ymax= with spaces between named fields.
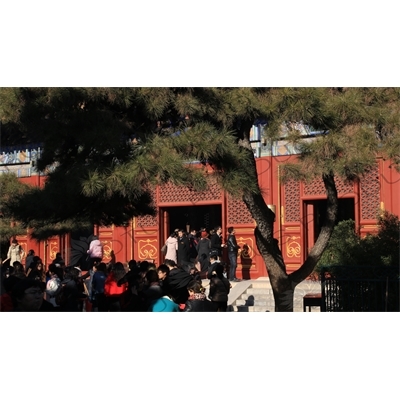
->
xmin=164 ymin=232 xmax=178 ymax=263
xmin=87 ymin=235 xmax=103 ymax=269
xmin=6 ymin=239 xmax=25 ymax=266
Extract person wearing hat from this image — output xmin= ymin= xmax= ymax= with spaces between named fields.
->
xmin=196 ymin=230 xmax=211 ymax=273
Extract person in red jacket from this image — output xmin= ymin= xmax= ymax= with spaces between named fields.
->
xmin=104 ymin=262 xmax=128 ymax=311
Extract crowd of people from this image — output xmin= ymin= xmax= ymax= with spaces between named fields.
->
xmin=0 ymin=226 xmax=241 ymax=312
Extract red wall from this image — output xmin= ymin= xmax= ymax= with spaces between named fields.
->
xmin=13 ymin=156 xmax=400 ymax=277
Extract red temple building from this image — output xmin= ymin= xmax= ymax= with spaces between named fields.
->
xmin=2 ymin=130 xmax=399 ymax=278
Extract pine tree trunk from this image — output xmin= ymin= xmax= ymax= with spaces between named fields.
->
xmin=239 ymin=133 xmax=339 ymax=311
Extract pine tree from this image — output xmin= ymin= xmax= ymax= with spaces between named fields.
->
xmin=1 ymin=87 xmax=399 ymax=310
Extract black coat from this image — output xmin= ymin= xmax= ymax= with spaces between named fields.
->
xmin=184 ymin=297 xmax=215 ymax=312
xmin=196 ymin=238 xmax=211 ymax=272
xmin=210 ymin=233 xmax=223 ymax=256
xmin=196 ymin=238 xmax=211 ymax=258
xmin=227 ymin=234 xmax=239 ymax=254
xmin=207 ymin=261 xmax=222 ymax=279
xmin=59 ymin=278 xmax=86 ymax=311
xmin=209 ymin=275 xmax=230 ymax=303
xmin=188 ymin=234 xmax=198 ymax=259
xmin=164 ymin=268 xmax=194 ymax=304
xmin=177 ymin=235 xmax=191 ymax=265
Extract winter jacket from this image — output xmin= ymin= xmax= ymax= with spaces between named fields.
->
xmin=210 ymin=233 xmax=223 ymax=256
xmin=7 ymin=244 xmax=24 ymax=265
xmin=87 ymin=239 xmax=103 ymax=259
xmin=25 ymin=255 xmax=35 ymax=269
xmin=188 ymin=234 xmax=198 ymax=259
xmin=165 ymin=236 xmax=178 ymax=262
xmin=164 ymin=268 xmax=194 ymax=304
xmin=207 ymin=260 xmax=221 ymax=279
xmin=149 ymin=296 xmax=179 ymax=312
xmin=59 ymin=278 xmax=85 ymax=311
xmin=209 ymin=275 xmax=230 ymax=303
xmin=92 ymin=271 xmax=106 ymax=295
xmin=104 ymin=273 xmax=128 ymax=297
xmin=196 ymin=237 xmax=211 ymax=254
xmin=227 ymin=234 xmax=239 ymax=254
xmin=177 ymin=235 xmax=191 ymax=265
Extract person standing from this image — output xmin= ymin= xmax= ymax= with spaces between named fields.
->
xmin=25 ymin=250 xmax=35 ymax=271
xmin=227 ymin=227 xmax=241 ymax=282
xmin=87 ymin=235 xmax=103 ymax=269
xmin=164 ymin=232 xmax=178 ymax=264
xmin=177 ymin=229 xmax=191 ymax=268
xmin=188 ymin=229 xmax=199 ymax=262
xmin=196 ymin=230 xmax=211 ymax=273
xmin=104 ymin=262 xmax=128 ymax=311
xmin=208 ymin=263 xmax=231 ymax=312
xmin=210 ymin=226 xmax=225 ymax=258
xmin=6 ymin=239 xmax=25 ymax=266
xmin=91 ymin=262 xmax=107 ymax=311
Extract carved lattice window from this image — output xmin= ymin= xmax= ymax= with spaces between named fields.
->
xmin=159 ymin=180 xmax=221 ymax=203
xmin=284 ymin=180 xmax=301 ymax=222
xmin=360 ymin=165 xmax=380 ymax=220
xmin=304 ymin=177 xmax=353 ymax=196
xmin=137 ymin=214 xmax=158 ymax=227
xmin=227 ymin=197 xmax=254 ymax=225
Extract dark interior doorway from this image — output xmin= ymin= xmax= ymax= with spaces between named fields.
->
xmin=164 ymin=205 xmax=222 ymax=234
xmin=305 ymin=198 xmax=355 ymax=250
xmin=314 ymin=198 xmax=355 ymax=237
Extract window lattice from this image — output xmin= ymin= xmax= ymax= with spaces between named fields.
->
xmin=304 ymin=177 xmax=353 ymax=196
xmin=227 ymin=197 xmax=254 ymax=225
xmin=360 ymin=165 xmax=380 ymax=220
xmin=137 ymin=187 xmax=158 ymax=226
xmin=159 ymin=180 xmax=221 ymax=203
xmin=284 ymin=180 xmax=300 ymax=222
xmin=137 ymin=214 xmax=158 ymax=227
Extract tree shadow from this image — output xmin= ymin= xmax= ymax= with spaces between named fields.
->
xmin=240 ymin=244 xmax=253 ymax=280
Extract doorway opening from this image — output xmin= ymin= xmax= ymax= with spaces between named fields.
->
xmin=162 ymin=204 xmax=222 ymax=236
xmin=304 ymin=198 xmax=355 ymax=251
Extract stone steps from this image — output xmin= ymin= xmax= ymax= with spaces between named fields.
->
xmin=234 ymin=299 xmax=274 ymax=307
xmin=230 ymin=305 xmax=271 ymax=312
xmin=228 ymin=278 xmax=322 ymax=312
xmin=240 ymin=293 xmax=273 ymax=301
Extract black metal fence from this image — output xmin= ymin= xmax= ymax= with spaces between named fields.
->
xmin=321 ymin=266 xmax=400 ymax=312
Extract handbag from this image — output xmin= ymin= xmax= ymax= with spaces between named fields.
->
xmin=161 ymin=243 xmax=167 ymax=255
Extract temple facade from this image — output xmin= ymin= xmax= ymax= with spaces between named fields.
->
xmin=2 ymin=140 xmax=399 ymax=278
